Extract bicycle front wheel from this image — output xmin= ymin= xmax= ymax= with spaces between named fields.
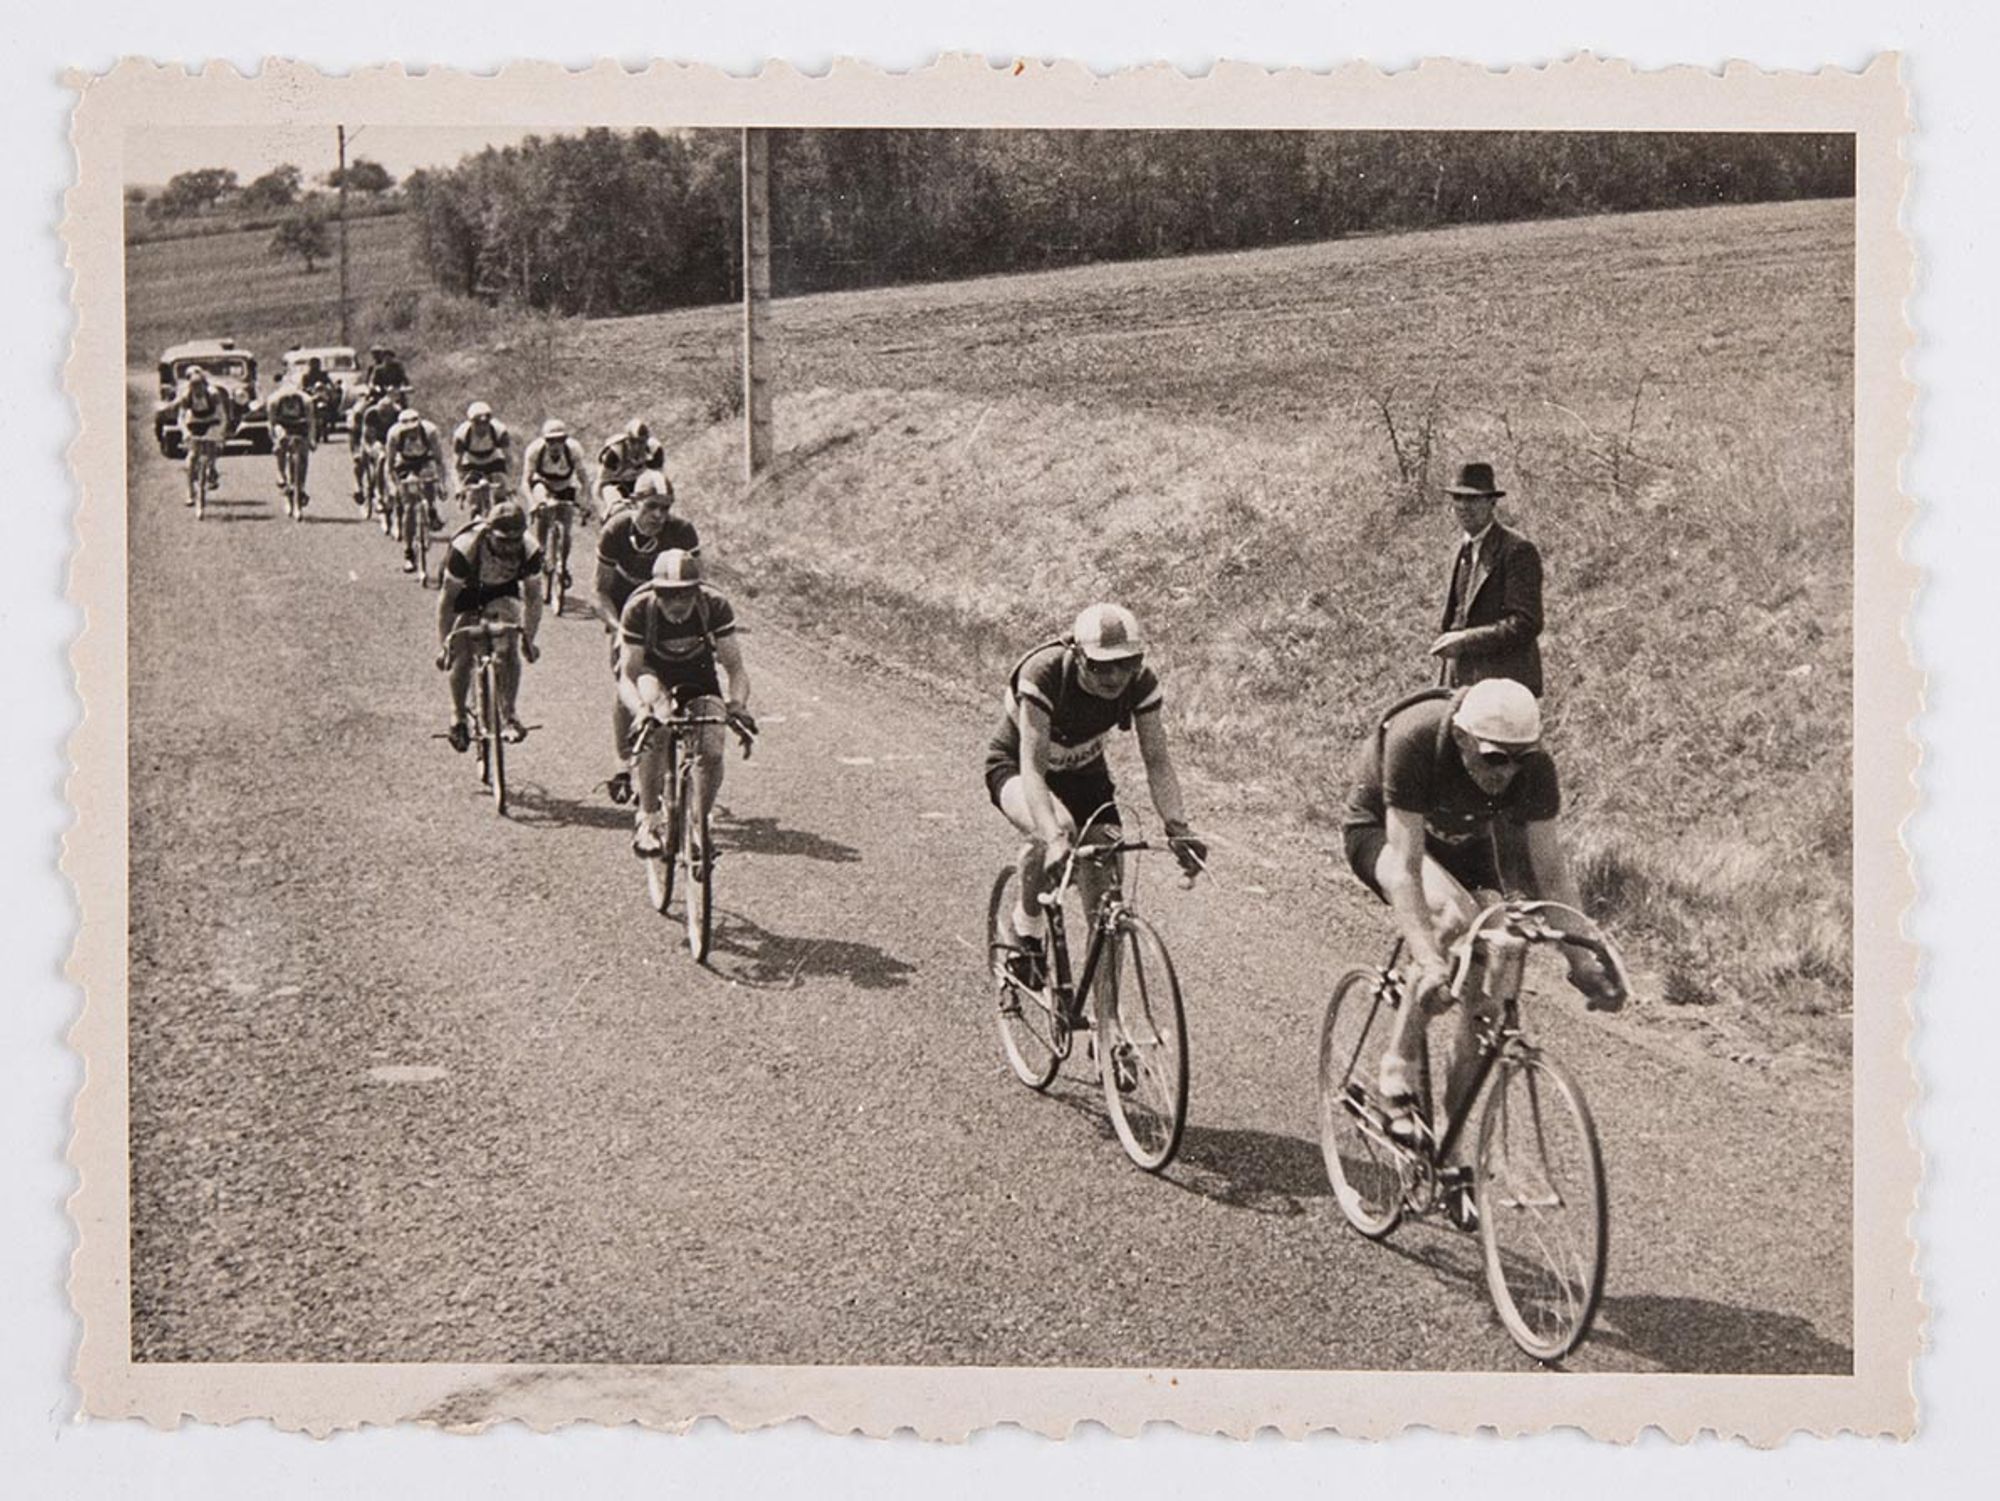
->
xmin=1096 ymin=912 xmax=1188 ymax=1172
xmin=1475 ymin=1050 xmax=1608 ymax=1362
xmin=683 ymin=753 xmax=713 ymax=961
xmin=986 ymin=867 xmax=1061 ymax=1090
xmin=1316 ymin=967 xmax=1410 ymax=1239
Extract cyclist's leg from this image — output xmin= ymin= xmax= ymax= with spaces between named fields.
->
xmin=445 ymin=620 xmax=477 ymax=727
xmin=621 ymin=672 xmax=668 ymax=814
xmin=686 ymin=692 xmax=729 ymax=820
xmin=995 ymin=772 xmax=1080 ymax=945
xmin=1366 ymin=835 xmax=1481 ymax=1110
xmin=486 ymin=601 xmax=526 ymax=724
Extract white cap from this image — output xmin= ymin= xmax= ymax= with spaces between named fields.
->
xmin=467 ymin=400 xmax=493 ymax=420
xmin=632 ymin=470 xmax=671 ymax=500
xmin=1453 ymin=679 xmax=1541 ymax=749
xmin=1072 ymin=603 xmax=1146 ymax=662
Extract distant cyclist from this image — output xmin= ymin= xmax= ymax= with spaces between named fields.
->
xmin=617 ymin=548 xmax=752 ymax=856
xmin=264 ymin=381 xmax=315 ymax=507
xmin=522 ymin=417 xmax=592 ymax=583
xmin=436 ymin=501 xmax=543 ymax=750
xmin=168 ymin=365 xmax=232 ymax=505
xmin=298 ymin=355 xmax=339 ymax=441
xmin=594 ymin=470 xmax=700 ymax=801
xmin=351 ymin=389 xmax=403 ymax=508
xmin=1339 ymin=678 xmax=1622 ymax=1138
xmin=596 ymin=418 xmax=666 ymax=518
xmin=452 ymin=400 xmax=513 ymax=513
xmin=384 ymin=403 xmax=448 ymax=570
xmin=984 ymin=605 xmax=1207 ymax=990
xmin=363 ymin=345 xmax=409 ymax=400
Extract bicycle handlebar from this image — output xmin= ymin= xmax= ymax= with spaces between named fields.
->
xmin=629 ymin=707 xmax=758 ymax=759
xmin=1457 ymin=898 xmax=1631 ymax=1007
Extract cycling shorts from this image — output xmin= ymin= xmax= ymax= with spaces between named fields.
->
xmin=631 ymin=660 xmax=723 ymax=703
xmin=1343 ymin=822 xmax=1501 ymax=902
xmin=182 ymin=417 xmax=222 ymax=438
xmin=391 ymin=456 xmax=438 ymax=480
xmin=460 ymin=456 xmax=509 ymax=478
xmin=982 ymin=748 xmax=1124 ymax=838
xmin=530 ymin=481 xmax=580 ymax=506
xmin=447 ymin=594 xmax=525 ymax=655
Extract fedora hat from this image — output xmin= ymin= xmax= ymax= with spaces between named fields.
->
xmin=1444 ymin=461 xmax=1506 ymax=499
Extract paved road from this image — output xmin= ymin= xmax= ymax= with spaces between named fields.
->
xmin=124 ymin=420 xmax=1853 ymax=1375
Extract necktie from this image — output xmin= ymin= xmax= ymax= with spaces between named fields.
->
xmin=1452 ymin=540 xmax=1476 ymax=628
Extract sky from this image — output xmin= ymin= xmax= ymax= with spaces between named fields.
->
xmin=124 ymin=123 xmax=545 ymax=188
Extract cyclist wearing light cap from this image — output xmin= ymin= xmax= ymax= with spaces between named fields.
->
xmin=984 ymin=605 xmax=1207 ymax=990
xmin=616 ymin=548 xmax=753 ymax=856
xmin=168 ymin=365 xmax=232 ymax=504
xmin=596 ymin=418 xmax=666 ymax=517
xmin=436 ymin=500 xmax=543 ymax=749
xmin=452 ymin=400 xmax=513 ymax=503
xmin=595 ymin=470 xmax=701 ymax=801
xmin=522 ymin=417 xmax=591 ymax=514
xmin=1340 ymin=677 xmax=1622 ymax=1135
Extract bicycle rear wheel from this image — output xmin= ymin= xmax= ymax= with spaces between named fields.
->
xmin=414 ymin=491 xmax=433 ymax=586
xmin=1096 ymin=912 xmax=1189 ymax=1171
xmin=986 ymin=867 xmax=1060 ymax=1090
xmin=683 ymin=753 xmax=713 ymax=961
xmin=482 ymin=661 xmax=508 ymax=815
xmin=1316 ymin=967 xmax=1411 ymax=1239
xmin=648 ymin=743 xmax=682 ymax=914
xmin=1475 ymin=1050 xmax=1608 ymax=1362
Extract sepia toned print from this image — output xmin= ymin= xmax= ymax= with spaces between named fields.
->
xmin=65 ymin=56 xmax=1916 ymax=1438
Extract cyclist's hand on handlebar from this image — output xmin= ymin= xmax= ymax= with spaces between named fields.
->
xmin=521 ymin=641 xmax=540 ymax=665
xmin=1163 ymin=821 xmax=1208 ymax=880
xmin=433 ymin=648 xmax=449 ymax=672
xmin=1567 ymin=950 xmax=1625 ymax=1013
xmin=1042 ymin=828 xmax=1075 ymax=875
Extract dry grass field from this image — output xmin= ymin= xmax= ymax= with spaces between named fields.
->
xmin=128 ymin=196 xmax=1855 ymax=1060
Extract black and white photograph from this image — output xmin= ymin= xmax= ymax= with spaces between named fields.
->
xmin=59 ymin=56 xmax=1916 ymax=1439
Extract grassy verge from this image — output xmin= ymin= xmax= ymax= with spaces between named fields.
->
xmin=128 ymin=197 xmax=1855 ymax=1062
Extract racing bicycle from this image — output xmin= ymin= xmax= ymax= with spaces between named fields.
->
xmin=433 ymin=620 xmax=537 ymax=816
xmin=1315 ymin=899 xmax=1628 ymax=1362
xmin=461 ymin=471 xmax=508 ymax=521
xmin=275 ymin=430 xmax=311 ymax=521
xmin=184 ymin=430 xmax=222 ymax=520
xmin=985 ymin=813 xmax=1195 ymax=1172
xmin=532 ymin=493 xmax=581 ymax=614
xmin=396 ymin=471 xmax=440 ymax=584
xmin=627 ymin=703 xmax=756 ymax=961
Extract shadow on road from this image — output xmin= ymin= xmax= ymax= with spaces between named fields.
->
xmin=702 ymin=908 xmax=916 ymax=992
xmin=714 ymin=812 xmax=860 ymax=863
xmin=1043 ymin=1089 xmax=1328 ymax=1215
xmin=502 ymin=781 xmax=634 ymax=832
xmin=300 ymin=511 xmax=365 ymax=525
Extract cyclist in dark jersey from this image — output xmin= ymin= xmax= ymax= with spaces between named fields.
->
xmin=984 ymin=604 xmax=1206 ymax=989
xmin=1340 ymin=678 xmax=1621 ymax=1130
xmin=617 ymin=549 xmax=753 ymax=856
xmin=594 ymin=471 xmax=701 ymax=802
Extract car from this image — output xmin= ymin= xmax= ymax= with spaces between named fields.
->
xmin=153 ymin=339 xmax=271 ymax=458
xmin=280 ymin=345 xmax=363 ymax=435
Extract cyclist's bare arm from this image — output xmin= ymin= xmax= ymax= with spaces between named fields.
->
xmin=435 ymin=578 xmax=465 ymax=649
xmin=593 ymin=562 xmax=623 ymax=631
xmin=1520 ymin=818 xmax=1620 ymax=996
xmin=1132 ymin=709 xmax=1190 ymax=830
xmin=1014 ymin=700 xmax=1069 ymax=849
xmin=1382 ymin=806 xmax=1454 ymax=981
xmin=714 ymin=635 xmax=751 ymax=714
xmin=520 ymin=583 xmax=543 ymax=655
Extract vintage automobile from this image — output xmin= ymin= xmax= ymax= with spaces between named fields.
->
xmin=153 ymin=338 xmax=271 ymax=458
xmin=280 ymin=344 xmax=363 ymax=437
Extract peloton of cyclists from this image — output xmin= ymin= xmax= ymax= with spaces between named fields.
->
xmin=596 ymin=418 xmax=667 ymax=519
xmin=1338 ymin=677 xmax=1623 ymax=1142
xmin=436 ymin=500 xmax=543 ymax=750
xmin=522 ymin=417 xmax=593 ymax=586
xmin=985 ymin=605 xmax=1208 ymax=992
xmin=167 ymin=365 xmax=232 ymax=504
xmin=383 ymin=403 xmax=448 ymax=571
xmin=453 ymin=400 xmax=513 ymax=514
xmin=617 ymin=548 xmax=753 ymax=857
xmin=595 ymin=470 xmax=700 ymax=802
xmin=263 ymin=380 xmax=315 ymax=505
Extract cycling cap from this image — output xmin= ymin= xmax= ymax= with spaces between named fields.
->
xmin=399 ymin=405 xmax=420 ymax=421
xmin=186 ymin=365 xmax=207 ymax=378
xmin=651 ymin=548 xmax=701 ymax=589
xmin=1452 ymin=678 xmax=1541 ymax=749
xmin=626 ymin=418 xmax=652 ymax=441
xmin=1072 ymin=603 xmax=1146 ymax=662
xmin=541 ymin=418 xmax=567 ymax=440
xmin=486 ymin=501 xmax=528 ymax=537
xmin=632 ymin=470 xmax=672 ymax=501
xmin=467 ymin=400 xmax=493 ymax=421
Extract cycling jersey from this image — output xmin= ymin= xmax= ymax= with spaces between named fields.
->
xmin=267 ymin=391 xmax=312 ymax=435
xmin=176 ymin=383 xmax=226 ymax=432
xmin=386 ymin=418 xmax=443 ymax=473
xmin=618 ymin=584 xmax=736 ymax=687
xmin=364 ymin=358 xmax=408 ymax=392
xmin=595 ymin=510 xmax=701 ymax=615
xmin=523 ymin=435 xmax=585 ymax=491
xmin=453 ymin=418 xmax=512 ymax=468
xmin=598 ymin=435 xmax=666 ymax=482
xmin=987 ymin=640 xmax=1164 ymax=776
xmin=443 ymin=521 xmax=544 ymax=612
xmin=356 ymin=398 xmax=401 ymax=448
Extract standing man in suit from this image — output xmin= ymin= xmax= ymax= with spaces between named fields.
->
xmin=1431 ymin=461 xmax=1544 ymax=699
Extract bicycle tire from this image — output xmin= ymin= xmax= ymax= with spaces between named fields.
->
xmin=1474 ymin=1050 xmax=1608 ymax=1362
xmin=414 ymin=491 xmax=433 ymax=587
xmin=987 ymin=867 xmax=1061 ymax=1090
xmin=683 ymin=751 xmax=713 ymax=961
xmin=1096 ymin=912 xmax=1189 ymax=1172
xmin=484 ymin=660 xmax=509 ymax=816
xmin=1316 ymin=967 xmax=1410 ymax=1239
xmin=650 ymin=740 xmax=682 ymax=915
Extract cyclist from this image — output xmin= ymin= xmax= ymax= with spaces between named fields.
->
xmin=383 ymin=403 xmax=448 ymax=571
xmin=617 ymin=548 xmax=752 ymax=857
xmin=983 ymin=605 xmax=1207 ymax=991
xmin=264 ymin=381 xmax=315 ymax=504
xmin=594 ymin=470 xmax=700 ymax=802
xmin=452 ymin=400 xmax=513 ymax=514
xmin=522 ymin=417 xmax=592 ymax=588
xmin=298 ymin=355 xmax=339 ymax=441
xmin=168 ymin=365 xmax=232 ymax=505
xmin=436 ymin=500 xmax=543 ymax=750
xmin=1339 ymin=677 xmax=1622 ymax=1139
xmin=595 ymin=418 xmax=666 ymax=518
xmin=351 ymin=388 xmax=403 ymax=509
xmin=363 ymin=345 xmax=409 ymax=400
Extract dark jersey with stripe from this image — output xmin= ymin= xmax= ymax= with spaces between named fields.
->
xmin=595 ymin=510 xmax=702 ymax=615
xmin=987 ymin=642 xmax=1163 ymax=774
xmin=1341 ymin=692 xmax=1560 ymax=846
xmin=618 ymin=585 xmax=736 ymax=680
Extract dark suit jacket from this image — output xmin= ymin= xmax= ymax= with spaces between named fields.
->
xmin=1439 ymin=521 xmax=1544 ymax=698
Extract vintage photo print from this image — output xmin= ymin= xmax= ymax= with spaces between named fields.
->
xmin=63 ymin=56 xmax=1916 ymax=1438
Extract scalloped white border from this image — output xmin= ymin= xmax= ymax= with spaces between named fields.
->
xmin=61 ymin=52 xmax=1918 ymax=1440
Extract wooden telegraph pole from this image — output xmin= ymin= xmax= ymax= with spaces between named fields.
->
xmin=741 ymin=128 xmax=773 ymax=480
xmin=336 ymin=125 xmax=352 ymax=346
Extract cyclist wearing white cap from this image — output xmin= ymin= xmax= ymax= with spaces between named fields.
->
xmin=595 ymin=470 xmax=702 ymax=802
xmin=452 ymin=400 xmax=512 ymax=502
xmin=168 ymin=366 xmax=232 ymax=503
xmin=436 ymin=500 xmax=543 ymax=749
xmin=616 ymin=549 xmax=753 ymax=856
xmin=522 ymin=417 xmax=593 ymax=589
xmin=1339 ymin=678 xmax=1621 ymax=1133
xmin=596 ymin=418 xmax=666 ymax=518
xmin=983 ymin=604 xmax=1206 ymax=990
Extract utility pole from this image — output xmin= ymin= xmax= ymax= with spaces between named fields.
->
xmin=741 ymin=128 xmax=773 ymax=481
xmin=336 ymin=125 xmax=351 ymax=346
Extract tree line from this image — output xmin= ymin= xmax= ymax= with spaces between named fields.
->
xmin=401 ymin=128 xmax=1855 ymax=318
